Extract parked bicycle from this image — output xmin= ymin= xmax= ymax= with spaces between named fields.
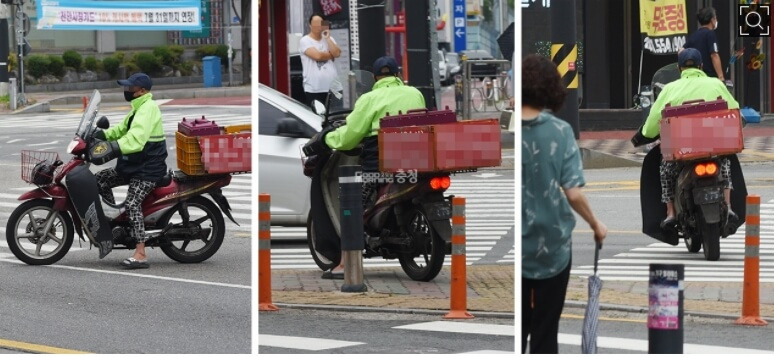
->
xmin=471 ymin=72 xmax=511 ymax=112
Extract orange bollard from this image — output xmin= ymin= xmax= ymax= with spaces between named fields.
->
xmin=258 ymin=193 xmax=278 ymax=311
xmin=445 ymin=196 xmax=474 ymax=319
xmin=735 ymin=195 xmax=767 ymax=326
xmin=82 ymin=96 xmax=88 ymax=111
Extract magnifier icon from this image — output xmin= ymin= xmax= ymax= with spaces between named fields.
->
xmin=746 ymin=11 xmax=765 ymax=30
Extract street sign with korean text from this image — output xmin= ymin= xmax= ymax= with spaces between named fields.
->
xmin=453 ymin=0 xmax=466 ymax=52
xmin=639 ymin=0 xmax=688 ymax=55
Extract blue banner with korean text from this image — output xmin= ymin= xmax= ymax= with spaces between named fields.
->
xmin=37 ymin=0 xmax=202 ymax=31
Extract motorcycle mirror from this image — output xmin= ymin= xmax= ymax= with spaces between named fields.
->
xmin=97 ymin=116 xmax=110 ymax=129
xmin=313 ymin=100 xmax=326 ymax=116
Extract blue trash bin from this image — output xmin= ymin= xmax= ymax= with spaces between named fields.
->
xmin=202 ymin=56 xmax=222 ymax=88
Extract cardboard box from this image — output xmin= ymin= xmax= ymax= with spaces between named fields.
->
xmin=660 ymin=108 xmax=744 ymax=161
xmin=378 ymin=119 xmax=501 ymax=172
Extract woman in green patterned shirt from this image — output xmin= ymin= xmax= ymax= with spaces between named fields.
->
xmin=521 ymin=54 xmax=607 ymax=354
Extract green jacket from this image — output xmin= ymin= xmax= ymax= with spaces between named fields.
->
xmin=104 ymin=92 xmax=165 ymax=153
xmin=104 ymin=92 xmax=167 ymax=182
xmin=642 ymin=68 xmax=739 ymax=138
xmin=324 ymin=76 xmax=425 ymax=150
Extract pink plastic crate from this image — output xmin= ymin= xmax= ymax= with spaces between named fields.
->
xmin=198 ymin=133 xmax=251 ymax=174
xmin=178 ymin=116 xmax=221 ymax=136
xmin=378 ymin=119 xmax=501 ymax=172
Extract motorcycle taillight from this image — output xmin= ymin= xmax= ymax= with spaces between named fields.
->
xmin=430 ymin=176 xmax=451 ymax=190
xmin=694 ymin=162 xmax=719 ymax=177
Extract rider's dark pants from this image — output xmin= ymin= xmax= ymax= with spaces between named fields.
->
xmin=95 ymin=168 xmax=156 ymax=243
xmin=660 ymin=157 xmax=732 ymax=203
xmin=522 ymin=259 xmax=571 ymax=354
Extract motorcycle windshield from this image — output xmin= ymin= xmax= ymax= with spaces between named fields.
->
xmin=76 ymin=90 xmax=101 ymax=139
xmin=325 ymin=70 xmax=375 ymax=114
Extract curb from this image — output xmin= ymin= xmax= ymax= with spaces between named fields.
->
xmin=269 ymin=302 xmax=516 ymax=319
xmin=580 ymin=147 xmax=641 ymax=169
xmin=565 ymin=299 xmax=774 ymax=322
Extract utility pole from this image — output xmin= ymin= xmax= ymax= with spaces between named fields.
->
xmin=11 ymin=0 xmax=25 ymax=106
xmin=0 ymin=3 xmax=9 ymax=97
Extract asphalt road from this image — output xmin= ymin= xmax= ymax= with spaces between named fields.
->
xmin=570 ymin=162 xmax=774 ymax=280
xmin=556 ymin=306 xmax=774 ymax=354
xmin=0 ymin=102 xmax=252 ymax=353
xmin=259 ymin=308 xmax=515 ymax=353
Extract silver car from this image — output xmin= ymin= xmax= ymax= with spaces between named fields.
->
xmin=258 ymin=84 xmax=321 ymax=226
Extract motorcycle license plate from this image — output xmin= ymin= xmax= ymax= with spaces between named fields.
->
xmin=426 ymin=201 xmax=452 ymax=221
xmin=694 ymin=186 xmax=723 ymax=205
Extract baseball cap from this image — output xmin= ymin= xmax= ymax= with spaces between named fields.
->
xmin=117 ymin=72 xmax=153 ymax=90
xmin=372 ymin=56 xmax=399 ymax=76
xmin=678 ymin=48 xmax=702 ymax=68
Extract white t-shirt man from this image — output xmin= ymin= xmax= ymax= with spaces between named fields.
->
xmin=299 ymin=35 xmax=338 ymax=94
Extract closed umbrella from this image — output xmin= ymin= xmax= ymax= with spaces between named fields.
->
xmin=581 ymin=242 xmax=603 ymax=354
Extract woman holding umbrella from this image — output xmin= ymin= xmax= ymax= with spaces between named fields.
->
xmin=522 ymin=54 xmax=607 ymax=353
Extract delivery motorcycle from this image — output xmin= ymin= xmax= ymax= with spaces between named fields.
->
xmin=632 ymin=63 xmax=747 ymax=261
xmin=6 ymin=89 xmax=238 ymax=265
xmin=301 ymin=71 xmax=453 ymax=282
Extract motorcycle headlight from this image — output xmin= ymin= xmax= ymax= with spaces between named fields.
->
xmin=67 ymin=140 xmax=79 ymax=154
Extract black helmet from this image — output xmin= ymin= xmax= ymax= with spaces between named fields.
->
xmin=31 ymin=160 xmax=57 ymax=186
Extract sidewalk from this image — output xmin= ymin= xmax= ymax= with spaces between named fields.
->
xmin=4 ymin=83 xmax=251 ymax=115
xmin=579 ymin=116 xmax=774 ymax=168
xmin=269 ymin=264 xmax=514 ymax=315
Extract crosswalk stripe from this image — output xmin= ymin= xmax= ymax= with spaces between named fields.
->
xmin=558 ymin=333 xmax=773 ymax=353
xmin=258 ymin=334 xmax=364 ymax=351
xmin=392 ymin=321 xmax=514 ymax=336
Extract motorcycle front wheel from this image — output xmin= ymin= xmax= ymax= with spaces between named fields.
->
xmin=398 ymin=206 xmax=446 ymax=282
xmin=6 ymin=199 xmax=74 ymax=265
xmin=158 ymin=197 xmax=225 ymax=263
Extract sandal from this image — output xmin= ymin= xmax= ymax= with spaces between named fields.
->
xmin=121 ymin=257 xmax=149 ymax=269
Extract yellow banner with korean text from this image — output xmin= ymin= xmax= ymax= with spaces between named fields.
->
xmin=640 ymin=0 xmax=689 ymax=54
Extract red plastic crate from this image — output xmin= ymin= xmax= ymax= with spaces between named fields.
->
xmin=198 ymin=133 xmax=251 ymax=174
xmin=378 ymin=119 xmax=501 ymax=172
xmin=660 ymin=108 xmax=744 ymax=161
xmin=178 ymin=116 xmax=221 ymax=136
xmin=380 ymin=108 xmax=457 ymax=128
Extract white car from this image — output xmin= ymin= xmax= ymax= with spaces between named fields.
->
xmin=258 ymin=83 xmax=322 ymax=227
xmin=437 ymin=50 xmax=448 ymax=84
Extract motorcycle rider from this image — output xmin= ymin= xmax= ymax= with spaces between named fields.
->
xmin=637 ymin=48 xmax=739 ymax=229
xmin=91 ymin=73 xmax=168 ymax=269
xmin=305 ymin=56 xmax=426 ymax=277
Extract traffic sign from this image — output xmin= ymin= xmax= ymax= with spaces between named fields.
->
xmin=453 ymin=0 xmax=466 ymax=52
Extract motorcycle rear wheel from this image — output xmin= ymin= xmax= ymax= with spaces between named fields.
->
xmin=307 ymin=216 xmax=340 ymax=271
xmin=6 ymin=199 xmax=74 ymax=265
xmin=700 ymin=217 xmax=721 ymax=261
xmin=158 ymin=197 xmax=225 ymax=263
xmin=398 ymin=207 xmax=446 ymax=282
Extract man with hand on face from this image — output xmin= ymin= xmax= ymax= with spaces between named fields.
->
xmin=299 ymin=13 xmax=342 ymax=109
xmin=91 ymin=72 xmax=168 ymax=269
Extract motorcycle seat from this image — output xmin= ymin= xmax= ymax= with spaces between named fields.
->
xmin=156 ymin=171 xmax=173 ymax=188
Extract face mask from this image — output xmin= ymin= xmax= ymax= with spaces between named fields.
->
xmin=124 ymin=91 xmax=135 ymax=102
xmin=714 ymin=20 xmax=718 ymax=30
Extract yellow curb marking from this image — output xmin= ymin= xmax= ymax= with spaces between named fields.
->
xmin=561 ymin=313 xmax=646 ymax=324
xmin=0 ymin=338 xmax=92 ymax=354
xmin=585 ymin=180 xmax=640 ymax=186
xmin=574 ymin=229 xmax=641 ymax=235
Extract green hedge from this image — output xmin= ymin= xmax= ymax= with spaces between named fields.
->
xmin=62 ymin=50 xmax=82 ymax=71
xmin=26 ymin=55 xmax=50 ymax=78
xmin=83 ymin=56 xmax=99 ymax=71
xmin=102 ymin=57 xmax=120 ymax=77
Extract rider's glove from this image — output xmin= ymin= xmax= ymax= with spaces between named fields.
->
xmin=92 ymin=129 xmax=106 ymax=141
xmin=89 ymin=140 xmax=121 ymax=165
xmin=302 ymin=126 xmax=335 ymax=157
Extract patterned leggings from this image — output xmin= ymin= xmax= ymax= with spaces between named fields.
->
xmin=660 ymin=158 xmax=732 ymax=203
xmin=95 ymin=168 xmax=156 ymax=243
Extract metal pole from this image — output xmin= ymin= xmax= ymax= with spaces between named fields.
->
xmin=227 ymin=32 xmax=233 ymax=87
xmin=339 ymin=165 xmax=366 ymax=293
xmin=462 ymin=57 xmax=469 ymax=120
xmin=14 ymin=3 xmax=24 ymax=106
xmin=648 ymin=264 xmax=684 ymax=354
